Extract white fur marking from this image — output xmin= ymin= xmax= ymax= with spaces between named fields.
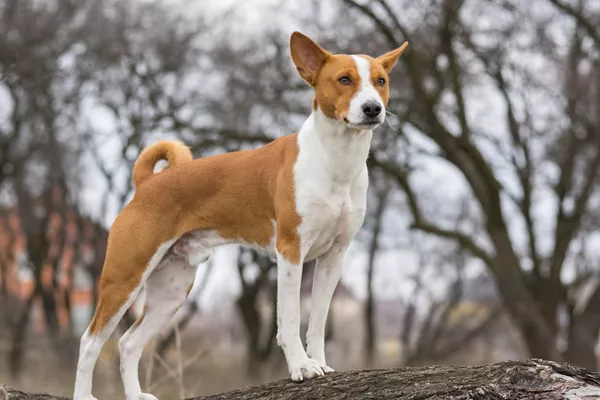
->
xmin=347 ymin=56 xmax=384 ymax=126
xmin=153 ymin=159 xmax=169 ymax=173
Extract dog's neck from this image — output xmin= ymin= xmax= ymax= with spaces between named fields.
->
xmin=296 ymin=107 xmax=372 ymax=184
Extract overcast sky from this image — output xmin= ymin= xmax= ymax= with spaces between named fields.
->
xmin=8 ymin=0 xmax=595 ymax=313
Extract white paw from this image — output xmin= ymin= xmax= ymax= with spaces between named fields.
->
xmin=289 ymin=358 xmax=325 ymax=382
xmin=78 ymin=396 xmax=98 ymax=400
xmin=309 ymin=358 xmax=335 ymax=373
xmin=322 ymin=364 xmax=335 ymax=373
xmin=306 ymin=351 xmax=334 ymax=373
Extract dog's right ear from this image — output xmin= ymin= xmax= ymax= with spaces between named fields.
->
xmin=290 ymin=32 xmax=329 ymax=86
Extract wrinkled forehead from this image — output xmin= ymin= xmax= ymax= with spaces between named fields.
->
xmin=317 ymin=54 xmax=356 ymax=79
xmin=319 ymin=54 xmax=387 ymax=80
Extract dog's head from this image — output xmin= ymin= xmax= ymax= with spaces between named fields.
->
xmin=290 ymin=32 xmax=408 ymax=130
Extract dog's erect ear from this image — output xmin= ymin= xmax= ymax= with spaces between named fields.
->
xmin=290 ymin=31 xmax=329 ymax=86
xmin=376 ymin=42 xmax=409 ymax=73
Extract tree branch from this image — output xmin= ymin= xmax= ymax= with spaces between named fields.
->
xmin=440 ymin=0 xmax=470 ymax=138
xmin=546 ymin=0 xmax=600 ymax=47
xmin=368 ymin=156 xmax=493 ymax=265
xmin=189 ymin=128 xmax=275 ymax=152
xmin=4 ymin=359 xmax=600 ymax=400
xmin=410 ymin=221 xmax=492 ymax=266
xmin=492 ymin=67 xmax=541 ymax=275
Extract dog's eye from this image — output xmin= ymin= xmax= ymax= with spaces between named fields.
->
xmin=338 ymin=76 xmax=352 ymax=85
xmin=377 ymin=78 xmax=386 ymax=86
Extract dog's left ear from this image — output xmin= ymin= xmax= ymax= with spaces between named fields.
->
xmin=290 ymin=31 xmax=330 ymax=86
xmin=377 ymin=42 xmax=409 ymax=73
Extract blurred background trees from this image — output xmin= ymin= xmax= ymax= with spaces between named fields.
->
xmin=1 ymin=0 xmax=600 ymax=398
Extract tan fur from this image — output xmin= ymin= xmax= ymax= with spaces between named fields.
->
xmin=376 ymin=42 xmax=409 ymax=73
xmin=89 ymin=135 xmax=301 ymax=334
xmin=132 ymin=140 xmax=193 ymax=187
xmin=313 ymin=55 xmax=363 ymax=120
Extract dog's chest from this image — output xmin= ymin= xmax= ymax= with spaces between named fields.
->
xmin=294 ymin=171 xmax=366 ymax=262
xmin=292 ymin=117 xmax=371 ymax=262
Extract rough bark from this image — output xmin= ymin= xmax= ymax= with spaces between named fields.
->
xmin=3 ymin=359 xmax=600 ymax=400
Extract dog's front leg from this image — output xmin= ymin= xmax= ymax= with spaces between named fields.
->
xmin=305 ymin=244 xmax=346 ymax=373
xmin=277 ymin=253 xmax=324 ymax=382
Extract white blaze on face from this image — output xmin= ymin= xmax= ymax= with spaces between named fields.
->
xmin=347 ymin=55 xmax=385 ymax=127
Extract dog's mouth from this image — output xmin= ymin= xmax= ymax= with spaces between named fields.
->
xmin=343 ymin=117 xmax=382 ymax=130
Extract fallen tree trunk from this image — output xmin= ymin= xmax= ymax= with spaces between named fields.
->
xmin=2 ymin=359 xmax=600 ymax=400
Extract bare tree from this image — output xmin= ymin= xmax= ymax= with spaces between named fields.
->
xmin=340 ymin=0 xmax=600 ymax=367
xmin=0 ymin=0 xmax=212 ymax=375
xmin=0 ymin=0 xmax=96 ymax=374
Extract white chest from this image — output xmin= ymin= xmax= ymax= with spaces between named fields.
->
xmin=293 ymin=112 xmax=371 ymax=262
xmin=296 ymin=181 xmax=362 ymax=261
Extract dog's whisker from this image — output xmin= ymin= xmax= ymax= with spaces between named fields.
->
xmin=384 ymin=108 xmax=401 ymax=130
xmin=385 ymin=108 xmax=397 ymax=117
xmin=385 ymin=117 xmax=399 ymax=130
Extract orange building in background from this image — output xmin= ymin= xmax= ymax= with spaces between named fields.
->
xmin=0 ymin=207 xmax=108 ymax=335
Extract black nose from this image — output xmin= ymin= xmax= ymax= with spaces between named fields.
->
xmin=362 ymin=102 xmax=382 ymax=118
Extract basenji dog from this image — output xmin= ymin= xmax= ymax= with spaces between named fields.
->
xmin=73 ymin=32 xmax=407 ymax=400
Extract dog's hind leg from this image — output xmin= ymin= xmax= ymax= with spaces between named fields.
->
xmin=73 ymin=239 xmax=175 ymax=400
xmin=74 ymin=282 xmax=144 ymax=400
xmin=118 ymin=241 xmax=200 ymax=400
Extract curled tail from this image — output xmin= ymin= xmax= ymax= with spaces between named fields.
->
xmin=132 ymin=140 xmax=193 ymax=187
